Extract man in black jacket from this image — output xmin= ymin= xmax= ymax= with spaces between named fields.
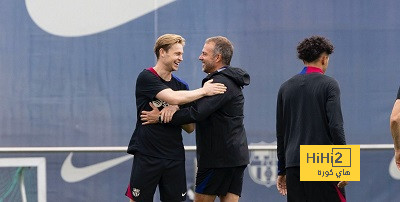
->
xmin=141 ymin=36 xmax=250 ymax=202
xmin=276 ymin=35 xmax=347 ymax=202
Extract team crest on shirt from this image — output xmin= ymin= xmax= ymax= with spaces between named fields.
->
xmin=248 ymin=141 xmax=278 ymax=188
xmin=152 ymin=99 xmax=169 ymax=108
xmin=132 ymin=188 xmax=140 ymax=197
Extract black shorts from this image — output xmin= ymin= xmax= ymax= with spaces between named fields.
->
xmin=125 ymin=153 xmax=187 ymax=202
xmin=286 ymin=167 xmax=346 ymax=202
xmin=195 ymin=165 xmax=246 ymax=197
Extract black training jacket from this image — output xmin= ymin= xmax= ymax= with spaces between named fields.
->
xmin=171 ymin=66 xmax=250 ymax=168
xmin=276 ymin=72 xmax=346 ymax=175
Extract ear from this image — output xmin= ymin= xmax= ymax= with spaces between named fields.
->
xmin=215 ymin=53 xmax=222 ymax=63
xmin=321 ymin=55 xmax=328 ymax=66
xmin=159 ymin=48 xmax=166 ymax=58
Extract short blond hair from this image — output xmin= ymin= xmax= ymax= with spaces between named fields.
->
xmin=154 ymin=34 xmax=185 ymax=59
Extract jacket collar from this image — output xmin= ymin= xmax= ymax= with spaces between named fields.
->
xmin=299 ymin=66 xmax=324 ymax=75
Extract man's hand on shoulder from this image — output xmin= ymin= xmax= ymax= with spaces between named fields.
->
xmin=202 ymin=79 xmax=227 ymax=96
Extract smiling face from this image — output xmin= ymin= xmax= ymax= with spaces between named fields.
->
xmin=199 ymin=42 xmax=218 ymax=73
xmin=160 ymin=43 xmax=184 ymax=72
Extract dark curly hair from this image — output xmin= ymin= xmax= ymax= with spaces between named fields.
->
xmin=297 ymin=36 xmax=334 ymax=63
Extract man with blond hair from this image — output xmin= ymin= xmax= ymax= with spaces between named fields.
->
xmin=125 ymin=34 xmax=226 ymax=202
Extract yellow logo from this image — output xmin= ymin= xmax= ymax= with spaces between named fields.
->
xmin=300 ymin=145 xmax=360 ymax=181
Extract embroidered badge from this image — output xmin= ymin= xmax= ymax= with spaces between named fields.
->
xmin=132 ymin=188 xmax=140 ymax=197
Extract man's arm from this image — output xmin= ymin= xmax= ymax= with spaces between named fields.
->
xmin=390 ymin=99 xmax=400 ymax=170
xmin=140 ymin=103 xmax=195 ymax=133
xmin=142 ymin=90 xmax=226 ymax=126
xmin=276 ymin=88 xmax=286 ymax=176
xmin=140 ymin=102 xmax=179 ymax=124
xmin=169 ymin=85 xmax=231 ymax=126
xmin=275 ymin=86 xmax=286 ymax=195
xmin=326 ymin=81 xmax=346 ymax=145
xmin=156 ymin=79 xmax=226 ymax=105
xmin=143 ymin=76 xmax=233 ymax=126
xmin=326 ymin=81 xmax=349 ymax=188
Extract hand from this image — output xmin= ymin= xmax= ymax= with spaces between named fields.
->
xmin=160 ymin=105 xmax=179 ymax=123
xmin=140 ymin=102 xmax=160 ymax=125
xmin=337 ymin=181 xmax=348 ymax=188
xmin=395 ymin=149 xmax=400 ymax=170
xmin=202 ymin=79 xmax=227 ymax=96
xmin=276 ymin=175 xmax=287 ymax=196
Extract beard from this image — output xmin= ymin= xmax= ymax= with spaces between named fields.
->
xmin=202 ymin=61 xmax=215 ymax=73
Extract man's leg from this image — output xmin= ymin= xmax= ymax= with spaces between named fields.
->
xmin=159 ymin=159 xmax=187 ymax=202
xmin=125 ymin=153 xmax=162 ymax=201
xmin=194 ymin=193 xmax=217 ymax=202
xmin=220 ymin=192 xmax=239 ymax=202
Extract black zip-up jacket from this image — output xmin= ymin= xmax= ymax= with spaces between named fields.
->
xmin=170 ymin=66 xmax=250 ymax=168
